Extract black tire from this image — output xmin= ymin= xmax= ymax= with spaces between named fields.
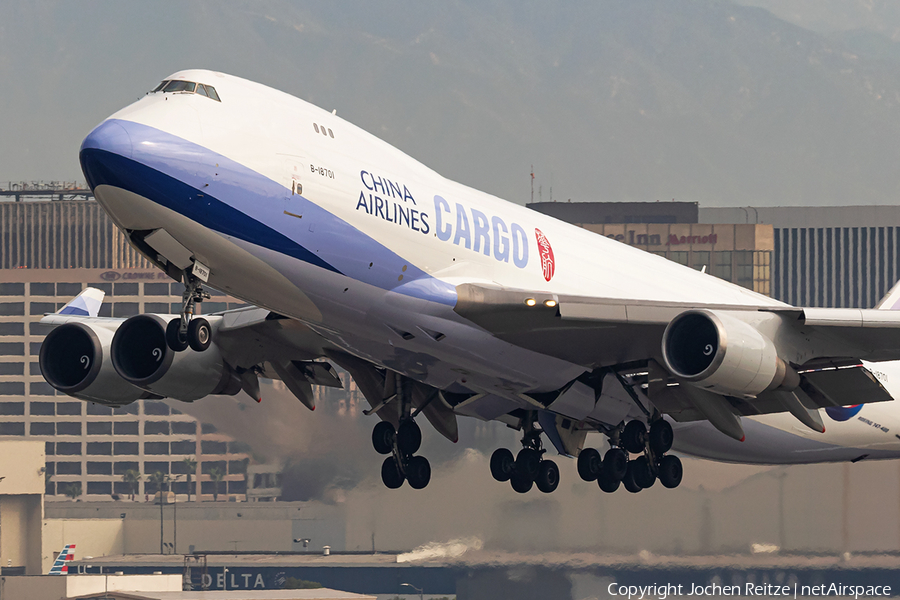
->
xmin=372 ymin=421 xmax=395 ymax=455
xmin=515 ymin=448 xmax=541 ymax=481
xmin=622 ymin=420 xmax=647 ymax=454
xmin=510 ymin=473 xmax=533 ymax=494
xmin=658 ymin=455 xmax=683 ymax=489
xmin=622 ymin=462 xmax=643 ymax=494
xmin=165 ymin=319 xmax=189 ymax=352
xmin=602 ymin=448 xmax=628 ymax=482
xmin=187 ymin=318 xmax=212 ymax=352
xmin=649 ymin=419 xmax=674 ymax=455
xmin=577 ymin=448 xmax=602 ymax=482
xmin=407 ymin=456 xmax=431 ymax=490
xmin=381 ymin=456 xmax=404 ymax=489
xmin=397 ymin=420 xmax=422 ymax=455
xmin=490 ymin=448 xmax=515 ymax=482
xmin=632 ymin=455 xmax=656 ymax=489
xmin=536 ymin=460 xmax=560 ymax=493
xmin=597 ymin=469 xmax=621 ymax=493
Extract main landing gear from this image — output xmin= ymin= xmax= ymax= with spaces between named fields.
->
xmin=490 ymin=413 xmax=560 ymax=494
xmin=578 ymin=418 xmax=682 ymax=494
xmin=371 ymin=375 xmax=431 ymax=490
xmin=166 ymin=272 xmax=212 ymax=353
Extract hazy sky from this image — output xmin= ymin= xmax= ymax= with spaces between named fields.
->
xmin=4 ymin=1 xmax=900 ymax=206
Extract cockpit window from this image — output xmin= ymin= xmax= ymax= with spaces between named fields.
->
xmin=163 ymin=80 xmax=196 ymax=93
xmin=149 ymin=80 xmax=221 ymax=102
xmin=203 ymin=85 xmax=220 ymax=102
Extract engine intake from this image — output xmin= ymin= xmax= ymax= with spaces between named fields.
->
xmin=39 ymin=322 xmax=148 ymax=405
xmin=661 ymin=309 xmax=795 ymax=397
xmin=111 ymin=314 xmax=239 ymax=401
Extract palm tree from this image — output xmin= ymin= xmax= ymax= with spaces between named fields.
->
xmin=148 ymin=471 xmax=167 ymax=499
xmin=122 ymin=469 xmax=141 ymax=500
xmin=208 ymin=467 xmax=224 ymax=502
xmin=65 ymin=482 xmax=82 ymax=501
xmin=181 ymin=457 xmax=197 ymax=502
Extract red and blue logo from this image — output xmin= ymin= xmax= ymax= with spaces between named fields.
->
xmin=825 ymin=405 xmax=863 ymax=422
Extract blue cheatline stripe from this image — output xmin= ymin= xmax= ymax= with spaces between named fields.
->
xmin=80 ymin=119 xmax=458 ymax=307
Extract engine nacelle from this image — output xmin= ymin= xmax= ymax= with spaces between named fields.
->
xmin=661 ymin=309 xmax=795 ymax=397
xmin=111 ymin=314 xmax=240 ymax=401
xmin=39 ymin=322 xmax=149 ymax=406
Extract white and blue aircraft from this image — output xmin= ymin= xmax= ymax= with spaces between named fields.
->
xmin=38 ymin=70 xmax=900 ymax=495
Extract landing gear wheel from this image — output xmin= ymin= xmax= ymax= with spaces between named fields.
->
xmin=381 ymin=456 xmax=404 ymax=489
xmin=597 ymin=469 xmax=621 ymax=493
xmin=622 ymin=420 xmax=647 ymax=454
xmin=577 ymin=448 xmax=602 ymax=482
xmin=372 ymin=421 xmax=396 ymax=455
xmin=490 ymin=448 xmax=515 ymax=482
xmin=603 ymin=448 xmax=628 ymax=482
xmin=622 ymin=462 xmax=643 ymax=494
xmin=510 ymin=474 xmax=533 ymax=494
xmin=406 ymin=456 xmax=431 ymax=489
xmin=632 ymin=456 xmax=656 ymax=489
xmin=165 ymin=319 xmax=189 ymax=352
xmin=397 ymin=420 xmax=422 ymax=455
xmin=187 ymin=318 xmax=212 ymax=352
xmin=515 ymin=448 xmax=541 ymax=481
xmin=658 ymin=455 xmax=683 ymax=489
xmin=536 ymin=460 xmax=560 ymax=493
xmin=649 ymin=419 xmax=674 ymax=455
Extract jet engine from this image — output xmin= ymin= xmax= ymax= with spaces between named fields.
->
xmin=39 ymin=322 xmax=150 ymax=405
xmin=111 ymin=314 xmax=240 ymax=401
xmin=661 ymin=309 xmax=798 ymax=397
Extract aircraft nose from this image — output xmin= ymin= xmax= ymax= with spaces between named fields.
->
xmin=79 ymin=120 xmax=134 ymax=190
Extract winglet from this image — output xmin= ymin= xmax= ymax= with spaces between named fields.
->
xmin=875 ymin=279 xmax=900 ymax=310
xmin=57 ymin=288 xmax=105 ymax=317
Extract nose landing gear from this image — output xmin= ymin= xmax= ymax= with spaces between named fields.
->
xmin=166 ymin=271 xmax=211 ymax=352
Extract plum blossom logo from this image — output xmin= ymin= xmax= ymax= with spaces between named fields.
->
xmin=534 ymin=228 xmax=555 ymax=282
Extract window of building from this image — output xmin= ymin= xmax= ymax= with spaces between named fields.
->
xmin=199 ymin=302 xmax=226 ymax=314
xmin=0 ymin=382 xmax=24 ymax=395
xmin=30 ymin=302 xmax=56 ymax=315
xmin=30 ymin=283 xmax=55 ymax=296
xmin=57 ymin=402 xmax=82 ymax=416
xmin=113 ymin=283 xmax=138 ymax=296
xmin=0 ymin=323 xmax=24 ymax=336
xmin=87 ymin=481 xmax=112 ymax=495
xmin=202 ymin=440 xmax=228 ymax=455
xmin=0 ymin=402 xmax=24 ymax=415
xmin=87 ymin=422 xmax=112 ymax=435
xmin=0 ymin=343 xmax=24 ymax=357
xmin=714 ymin=251 xmax=733 ymax=281
xmin=113 ymin=482 xmax=133 ymax=495
xmin=30 ymin=382 xmax=55 ymax=396
xmin=57 ymin=422 xmax=82 ymax=436
xmin=144 ymin=303 xmax=169 ymax=313
xmin=87 ymin=442 xmax=112 ymax=455
xmin=229 ymin=459 xmax=249 ymax=474
xmin=691 ymin=251 xmax=710 ymax=272
xmin=0 ymin=363 xmax=24 ymax=376
xmin=113 ymin=303 xmax=139 ymax=317
xmin=144 ymin=442 xmax=169 ymax=455
xmin=114 ymin=403 xmax=139 ymax=415
xmin=170 ymin=283 xmax=183 ymax=295
xmin=202 ymin=460 xmax=227 ymax=474
xmin=170 ymin=440 xmax=195 ymax=454
xmin=228 ymin=480 xmax=247 ymax=494
xmin=171 ymin=422 xmax=196 ymax=435
xmin=57 ymin=283 xmax=83 ymax=296
xmin=0 ymin=422 xmax=25 ymax=436
xmin=143 ymin=401 xmax=170 ymax=416
xmin=56 ymin=442 xmax=82 ymax=455
xmin=201 ymin=423 xmax=217 ymax=434
xmin=113 ymin=442 xmax=139 ymax=455
xmin=144 ymin=461 xmax=169 ymax=474
xmin=0 ymin=284 xmax=24 ymax=296
xmin=30 ymin=422 xmax=54 ymax=435
xmin=29 ymin=363 xmax=41 ymax=376
xmin=45 ymin=441 xmax=54 ymax=455
xmin=30 ymin=402 xmax=54 ymax=415
xmin=113 ymin=461 xmax=139 ymax=475
xmin=144 ymin=283 xmax=171 ymax=296
xmin=87 ymin=403 xmax=113 ymax=415
xmin=113 ymin=422 xmax=139 ymax=435
xmin=735 ymin=250 xmax=755 ymax=290
xmin=87 ymin=462 xmax=112 ymax=475
xmin=29 ymin=342 xmax=43 ymax=355
xmin=144 ymin=421 xmax=170 ymax=435
xmin=56 ymin=462 xmax=81 ymax=475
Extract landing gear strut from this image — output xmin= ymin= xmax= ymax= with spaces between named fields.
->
xmin=166 ymin=272 xmax=211 ymax=352
xmin=491 ymin=412 xmax=560 ymax=494
xmin=372 ymin=374 xmax=431 ymax=490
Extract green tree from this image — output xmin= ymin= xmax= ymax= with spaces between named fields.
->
xmin=181 ymin=457 xmax=197 ymax=501
xmin=208 ymin=466 xmax=224 ymax=501
xmin=65 ymin=482 xmax=82 ymax=500
xmin=148 ymin=471 xmax=166 ymax=497
xmin=122 ymin=469 xmax=141 ymax=500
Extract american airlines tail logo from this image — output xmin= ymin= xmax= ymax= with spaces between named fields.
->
xmin=535 ymin=228 xmax=555 ymax=282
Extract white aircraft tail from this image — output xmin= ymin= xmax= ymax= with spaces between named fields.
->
xmin=57 ymin=288 xmax=105 ymax=317
xmin=48 ymin=543 xmax=75 ymax=575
